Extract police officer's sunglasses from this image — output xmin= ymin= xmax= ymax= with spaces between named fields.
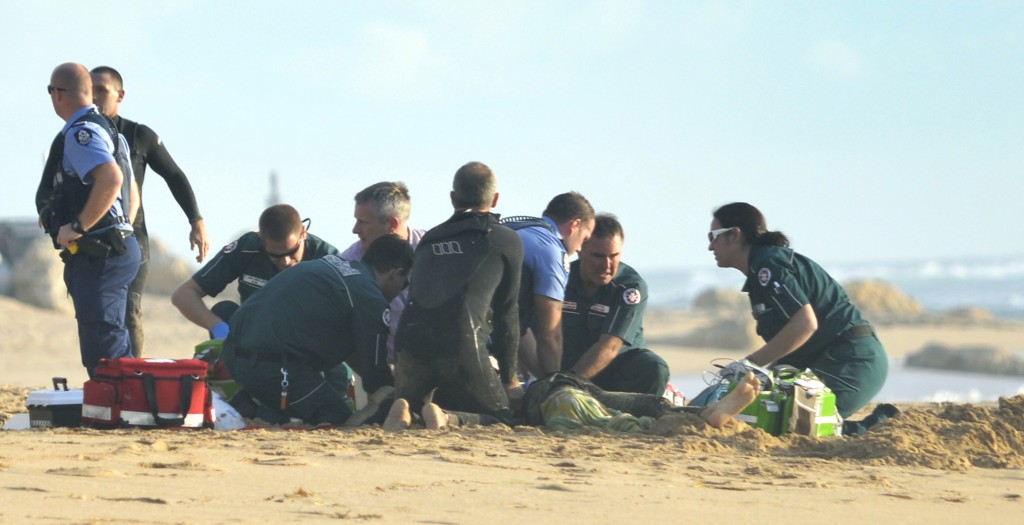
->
xmin=47 ymin=85 xmax=67 ymax=94
xmin=708 ymin=227 xmax=734 ymax=244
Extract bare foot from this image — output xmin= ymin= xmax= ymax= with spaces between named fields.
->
xmin=701 ymin=371 xmax=761 ymax=429
xmin=383 ymin=398 xmax=412 ymax=432
xmin=345 ymin=385 xmax=393 ymax=427
xmin=422 ymin=402 xmax=449 ymax=430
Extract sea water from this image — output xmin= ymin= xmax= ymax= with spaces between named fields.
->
xmin=644 ymin=254 xmax=1024 ymax=320
xmin=671 ymin=359 xmax=1024 ymax=404
xmin=652 ymin=254 xmax=1024 ymax=402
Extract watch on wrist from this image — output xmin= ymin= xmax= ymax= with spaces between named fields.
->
xmin=70 ymin=219 xmax=86 ymax=234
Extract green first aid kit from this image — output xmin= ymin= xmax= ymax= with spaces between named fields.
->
xmin=733 ymin=386 xmax=786 ymax=435
xmin=780 ymin=373 xmax=842 ymax=437
xmin=728 ymin=366 xmax=842 ymax=437
xmin=194 ymin=339 xmax=243 ymax=402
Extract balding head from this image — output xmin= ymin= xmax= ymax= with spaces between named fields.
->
xmin=451 ymin=161 xmax=498 ymax=211
xmin=49 ymin=63 xmax=92 ymax=120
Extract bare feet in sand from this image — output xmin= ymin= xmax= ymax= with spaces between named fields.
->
xmin=701 ymin=371 xmax=761 ymax=429
xmin=383 ymin=398 xmax=412 ymax=432
xmin=422 ymin=402 xmax=449 ymax=430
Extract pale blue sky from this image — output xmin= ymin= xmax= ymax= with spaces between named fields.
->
xmin=3 ymin=1 xmax=1022 ymax=275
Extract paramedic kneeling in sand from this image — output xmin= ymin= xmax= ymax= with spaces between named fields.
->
xmin=221 ymin=235 xmax=413 ymax=426
xmin=561 ymin=214 xmax=669 ymax=396
xmin=708 ymin=202 xmax=889 ymax=433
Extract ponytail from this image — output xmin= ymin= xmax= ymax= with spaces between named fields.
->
xmin=754 ymin=230 xmax=789 ymax=248
xmin=712 ymin=202 xmax=789 ymax=247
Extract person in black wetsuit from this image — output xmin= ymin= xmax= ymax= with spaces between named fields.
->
xmin=381 ymin=161 xmax=524 ymax=430
xmin=36 ymin=66 xmax=209 ymax=357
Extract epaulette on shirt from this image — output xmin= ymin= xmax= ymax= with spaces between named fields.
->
xmin=499 ymin=216 xmax=556 ymax=234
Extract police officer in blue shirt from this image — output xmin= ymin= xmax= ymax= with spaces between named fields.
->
xmin=502 ymin=192 xmax=595 ymax=379
xmin=45 ymin=63 xmax=141 ymax=376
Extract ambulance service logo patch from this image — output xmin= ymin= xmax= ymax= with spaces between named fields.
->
xmin=623 ymin=287 xmax=641 ymax=305
xmin=223 ymin=241 xmax=237 ymax=253
xmin=76 ymin=129 xmax=92 ymax=145
xmin=758 ymin=268 xmax=771 ymax=286
xmin=382 ymin=308 xmax=392 ymax=327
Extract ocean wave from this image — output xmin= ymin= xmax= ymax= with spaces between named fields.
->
xmin=644 ymin=255 xmax=1024 ymax=318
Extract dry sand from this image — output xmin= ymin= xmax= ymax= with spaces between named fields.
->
xmin=2 ymin=294 xmax=1024 ymax=524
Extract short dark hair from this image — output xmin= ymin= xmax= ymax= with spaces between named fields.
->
xmin=90 ymin=66 xmax=124 ymax=89
xmin=452 ymin=162 xmax=497 ymax=209
xmin=258 ymin=204 xmax=302 ymax=242
xmin=354 ymin=182 xmax=411 ymax=222
xmin=713 ymin=202 xmax=789 ymax=247
xmin=542 ymin=192 xmax=594 ymax=224
xmin=362 ymin=234 xmax=414 ymax=274
xmin=591 ymin=213 xmax=624 ymax=241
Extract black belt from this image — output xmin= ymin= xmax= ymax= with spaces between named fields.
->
xmin=842 ymin=324 xmax=875 ymax=339
xmin=233 ymin=347 xmax=287 ymax=364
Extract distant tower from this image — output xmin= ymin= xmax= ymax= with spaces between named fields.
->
xmin=267 ymin=171 xmax=281 ymax=206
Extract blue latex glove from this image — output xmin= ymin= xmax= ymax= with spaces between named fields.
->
xmin=210 ymin=321 xmax=230 ymax=340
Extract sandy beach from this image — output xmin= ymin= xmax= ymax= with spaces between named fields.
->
xmin=2 ymin=293 xmax=1024 ymax=523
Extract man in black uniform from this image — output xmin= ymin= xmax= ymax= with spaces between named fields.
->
xmin=36 ymin=66 xmax=208 ymax=357
xmin=384 ymin=162 xmax=523 ymax=430
xmin=171 ymin=204 xmax=338 ymax=339
xmin=221 ymin=235 xmax=413 ymax=426
xmin=561 ymin=214 xmax=669 ymax=395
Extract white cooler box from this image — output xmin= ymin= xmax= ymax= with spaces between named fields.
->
xmin=27 ymin=377 xmax=83 ymax=428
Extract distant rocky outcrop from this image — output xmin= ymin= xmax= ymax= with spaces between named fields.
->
xmin=5 ymin=233 xmax=193 ymax=312
xmin=145 ymin=238 xmax=194 ymax=295
xmin=675 ymin=315 xmax=759 ymax=351
xmin=682 ymin=287 xmax=759 ymax=350
xmin=905 ymin=343 xmax=1024 ymax=376
xmin=843 ymin=279 xmax=923 ymax=321
xmin=12 ymin=237 xmax=74 ymax=314
xmin=692 ymin=288 xmax=748 ymax=316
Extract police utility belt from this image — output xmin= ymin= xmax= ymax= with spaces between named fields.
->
xmin=65 ymin=222 xmax=133 ymax=261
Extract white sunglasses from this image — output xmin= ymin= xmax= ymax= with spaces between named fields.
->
xmin=707 ymin=227 xmax=734 ymax=244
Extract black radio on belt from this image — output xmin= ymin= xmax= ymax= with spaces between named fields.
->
xmin=73 ymin=227 xmax=130 ymax=259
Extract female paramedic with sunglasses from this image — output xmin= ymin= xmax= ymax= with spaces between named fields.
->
xmin=707 ymin=202 xmax=891 ymax=435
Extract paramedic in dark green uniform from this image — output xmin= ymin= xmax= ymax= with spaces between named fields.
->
xmin=171 ymin=204 xmax=339 ymax=339
xmin=562 ymin=214 xmax=669 ymax=395
xmin=707 ymin=202 xmax=888 ymax=423
xmin=222 ymin=235 xmax=413 ymax=426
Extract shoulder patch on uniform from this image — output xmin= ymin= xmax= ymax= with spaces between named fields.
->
xmin=223 ymin=240 xmax=237 ymax=254
xmin=623 ymin=287 xmax=641 ymax=305
xmin=382 ymin=308 xmax=392 ymax=327
xmin=563 ymin=253 xmax=571 ymax=272
xmin=758 ymin=268 xmax=771 ymax=286
xmin=76 ymin=129 xmax=92 ymax=145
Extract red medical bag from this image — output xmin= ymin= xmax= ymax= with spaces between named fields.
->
xmin=82 ymin=358 xmax=214 ymax=429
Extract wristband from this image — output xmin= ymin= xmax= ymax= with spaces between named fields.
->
xmin=70 ymin=218 xmax=86 ymax=234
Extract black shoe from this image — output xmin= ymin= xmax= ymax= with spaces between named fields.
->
xmin=227 ymin=390 xmax=258 ymax=419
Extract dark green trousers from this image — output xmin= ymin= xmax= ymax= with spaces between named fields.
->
xmin=795 ymin=334 xmax=889 ymax=418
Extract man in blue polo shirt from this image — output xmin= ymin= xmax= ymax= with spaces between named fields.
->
xmin=502 ymin=192 xmax=595 ymax=379
xmin=45 ymin=62 xmax=141 ymax=376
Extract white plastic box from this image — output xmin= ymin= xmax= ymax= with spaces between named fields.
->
xmin=27 ymin=378 xmax=83 ymax=428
